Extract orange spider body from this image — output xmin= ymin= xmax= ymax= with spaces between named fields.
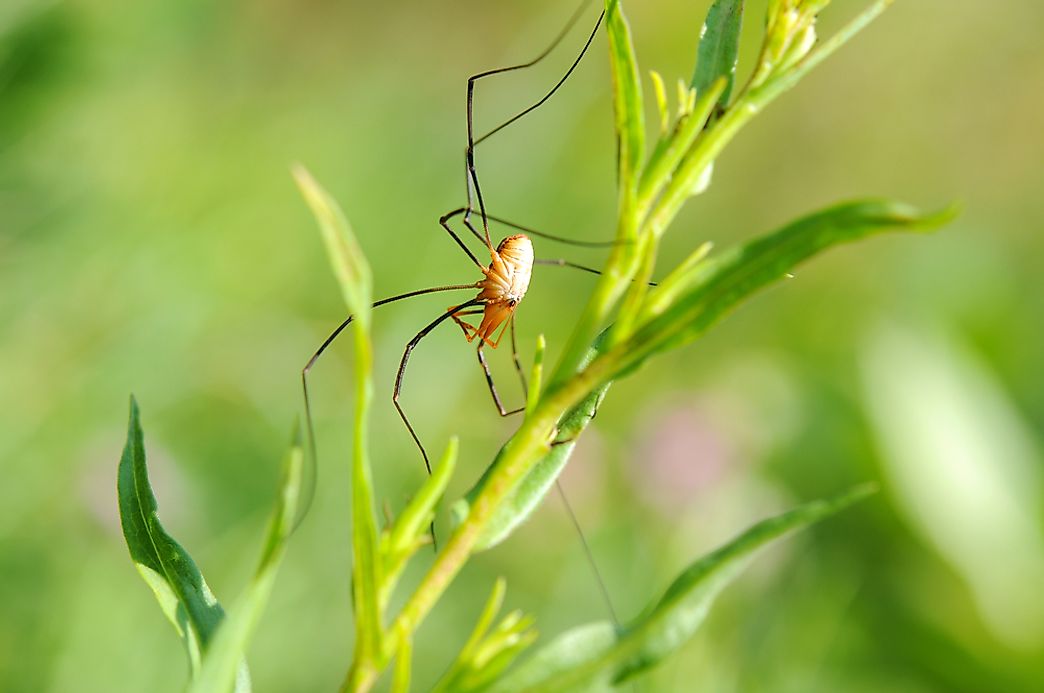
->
xmin=452 ymin=234 xmax=533 ymax=347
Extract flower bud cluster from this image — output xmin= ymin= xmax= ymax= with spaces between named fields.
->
xmin=753 ymin=0 xmax=829 ymax=86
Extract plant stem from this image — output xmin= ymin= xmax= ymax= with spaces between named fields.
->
xmin=384 ymin=357 xmax=616 ymax=668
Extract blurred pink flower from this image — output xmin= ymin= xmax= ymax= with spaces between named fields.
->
xmin=629 ymin=400 xmax=736 ymax=513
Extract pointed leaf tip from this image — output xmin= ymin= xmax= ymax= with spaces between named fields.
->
xmin=494 ymin=486 xmax=876 ymax=690
xmin=293 ymin=164 xmax=373 ymax=323
xmin=117 ymin=397 xmax=229 ymax=678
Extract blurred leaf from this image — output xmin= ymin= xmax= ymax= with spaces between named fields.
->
xmin=117 ymin=396 xmax=233 ymax=681
xmin=381 ymin=437 xmax=458 ymax=606
xmin=434 ymin=578 xmax=537 ymax=693
xmin=294 ymin=166 xmax=383 ymax=683
xmin=605 ymin=0 xmax=644 ymax=196
xmin=691 ymin=0 xmax=744 ymax=111
xmin=862 ymin=325 xmax=1044 ymax=648
xmin=637 ymin=78 xmax=726 ymax=215
xmin=454 ymin=344 xmax=610 ymax=550
xmin=491 ymin=486 xmax=876 ymax=691
xmin=622 ymin=200 xmax=957 ymax=374
xmin=292 ymin=164 xmax=373 ymax=327
xmin=525 ymin=334 xmax=546 ymax=417
xmin=189 ymin=427 xmax=305 ymax=693
xmin=649 ymin=70 xmax=669 ymax=134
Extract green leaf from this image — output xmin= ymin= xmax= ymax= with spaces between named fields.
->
xmin=691 ymin=0 xmax=744 ymax=111
xmin=620 ymin=200 xmax=957 ymax=375
xmin=189 ymin=426 xmax=305 ymax=693
xmin=296 ymin=164 xmax=386 ymax=684
xmin=433 ymin=578 xmax=537 ymax=693
xmin=524 ymin=335 xmax=546 ymax=417
xmin=637 ymin=77 xmax=726 ymax=220
xmin=117 ymin=396 xmax=229 ymax=678
xmin=548 ymin=1 xmax=647 ymax=385
xmin=605 ymin=0 xmax=644 ymax=197
xmin=649 ymin=0 xmax=897 ymax=239
xmin=294 ymin=165 xmax=383 ymax=683
xmin=381 ymin=437 xmax=458 ymax=607
xmin=292 ymin=164 xmax=373 ymax=327
xmin=454 ymin=345 xmax=611 ymax=551
xmin=491 ymin=486 xmax=876 ymax=692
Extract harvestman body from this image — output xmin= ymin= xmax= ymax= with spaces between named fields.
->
xmin=466 ymin=234 xmax=534 ymax=344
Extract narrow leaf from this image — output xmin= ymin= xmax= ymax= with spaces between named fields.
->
xmin=432 ymin=578 xmax=506 ymax=693
xmin=382 ymin=437 xmax=458 ymax=606
xmin=434 ymin=579 xmax=537 ymax=693
xmin=691 ymin=0 xmax=745 ymax=110
xmin=637 ymin=77 xmax=726 ymax=220
xmin=117 ymin=396 xmax=228 ymax=678
xmin=649 ymin=70 xmax=669 ymax=134
xmin=294 ymin=166 xmax=383 ymax=679
xmin=620 ymin=200 xmax=957 ymax=375
xmin=292 ymin=164 xmax=373 ymax=327
xmin=649 ymin=1 xmax=897 ymax=239
xmin=492 ymin=486 xmax=876 ymax=692
xmin=524 ymin=335 xmax=545 ymax=418
xmin=387 ymin=437 xmax=458 ymax=559
xmin=190 ymin=426 xmax=305 ymax=693
xmin=605 ymin=0 xmax=645 ymax=196
xmin=454 ymin=346 xmax=611 ymax=551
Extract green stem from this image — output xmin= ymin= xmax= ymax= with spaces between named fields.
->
xmin=342 ymin=322 xmax=383 ymax=691
xmin=386 ymin=356 xmax=615 ymax=663
xmin=547 ymin=208 xmax=641 ymax=388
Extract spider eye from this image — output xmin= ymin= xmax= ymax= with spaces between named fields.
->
xmin=508 ymin=298 xmax=517 ymax=307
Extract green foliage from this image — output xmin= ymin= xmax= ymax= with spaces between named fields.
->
xmin=616 ymin=200 xmax=957 ymax=374
xmin=293 ymin=165 xmax=373 ymax=326
xmin=118 ymin=399 xmax=304 ymax=693
xmin=189 ymin=429 xmax=304 ymax=693
xmin=115 ymin=0 xmax=951 ymax=690
xmin=433 ymin=578 xmax=538 ymax=693
xmin=550 ymin=0 xmax=647 ymax=385
xmin=381 ymin=438 xmax=458 ymax=608
xmin=117 ymin=396 xmax=236 ymax=684
xmin=604 ymin=0 xmax=644 ymax=202
xmin=492 ymin=486 xmax=876 ymax=692
xmin=457 ymin=199 xmax=950 ymax=553
xmin=691 ymin=0 xmax=745 ymax=111
xmin=294 ymin=165 xmax=383 ymax=688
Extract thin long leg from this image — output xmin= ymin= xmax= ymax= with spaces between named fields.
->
xmin=463 ymin=2 xmax=605 ymax=246
xmin=471 ymin=5 xmax=605 ymax=148
xmin=442 ymin=206 xmax=618 ymax=248
xmin=469 ymin=334 xmax=622 ymax=627
xmin=535 ymin=257 xmax=603 ymax=278
xmin=439 ymin=210 xmax=485 ymax=269
xmin=465 ymin=321 xmax=618 ymax=636
xmin=393 ymin=299 xmax=485 ymax=474
xmin=556 ymin=479 xmax=620 ymax=627
xmin=298 ymin=284 xmax=478 ymax=530
xmin=476 ymin=341 xmax=525 ymax=417
xmin=536 ymin=257 xmax=659 ymax=286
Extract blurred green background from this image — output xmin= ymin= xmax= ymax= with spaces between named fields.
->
xmin=3 ymin=0 xmax=1043 ymax=690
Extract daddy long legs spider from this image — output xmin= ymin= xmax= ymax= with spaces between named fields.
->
xmin=300 ymin=0 xmax=628 ymax=622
